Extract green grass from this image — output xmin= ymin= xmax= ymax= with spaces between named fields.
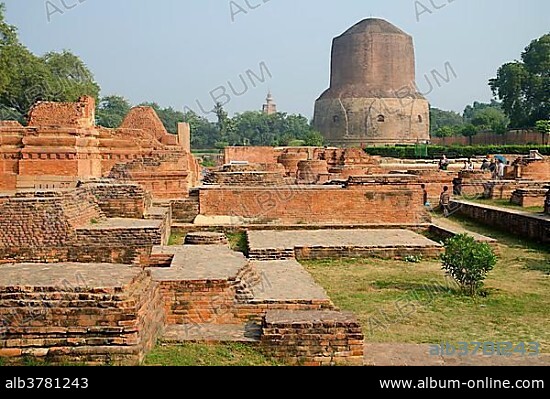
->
xmin=465 ymin=198 xmax=545 ymax=214
xmin=168 ymin=232 xmax=184 ymax=246
xmin=144 ymin=343 xmax=280 ymax=366
xmin=226 ymin=231 xmax=248 ymax=255
xmin=302 ymin=217 xmax=550 ymax=352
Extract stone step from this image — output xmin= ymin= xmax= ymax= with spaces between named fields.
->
xmin=160 ymin=323 xmax=261 ymax=344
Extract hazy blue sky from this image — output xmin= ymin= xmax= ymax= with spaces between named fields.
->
xmin=3 ymin=0 xmax=549 ymax=119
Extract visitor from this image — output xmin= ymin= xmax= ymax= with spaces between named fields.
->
xmin=421 ymin=184 xmax=430 ymax=207
xmin=467 ymin=158 xmax=475 ymax=171
xmin=439 ymin=155 xmax=449 ymax=171
xmin=439 ymin=186 xmax=451 ymax=217
xmin=481 ymin=158 xmax=490 ymax=171
xmin=490 ymin=159 xmax=498 ymax=179
xmin=497 ymin=160 xmax=506 ymax=180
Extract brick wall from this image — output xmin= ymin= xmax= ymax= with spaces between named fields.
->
xmin=0 ymin=265 xmax=165 ymax=366
xmin=261 ymin=310 xmax=364 ymax=366
xmin=28 ymin=96 xmax=95 ymax=129
xmin=0 ymin=188 xmax=166 ymax=265
xmin=85 ymin=182 xmax=151 ymax=218
xmin=431 ymin=129 xmax=549 ymax=146
xmin=157 ymin=280 xmax=237 ymax=325
xmin=452 ymin=200 xmax=550 ymax=243
xmin=224 ymin=147 xmax=279 ymax=164
xmin=199 ymin=184 xmax=430 ymax=224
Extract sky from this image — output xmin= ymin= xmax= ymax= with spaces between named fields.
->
xmin=3 ymin=0 xmax=549 ymax=120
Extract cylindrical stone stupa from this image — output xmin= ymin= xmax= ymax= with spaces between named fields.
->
xmin=313 ymin=18 xmax=430 ymax=147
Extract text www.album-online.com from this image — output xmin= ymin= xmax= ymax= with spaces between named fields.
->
xmin=380 ymin=377 xmax=545 ymax=390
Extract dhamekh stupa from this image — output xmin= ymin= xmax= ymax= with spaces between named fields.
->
xmin=313 ymin=18 xmax=430 ymax=147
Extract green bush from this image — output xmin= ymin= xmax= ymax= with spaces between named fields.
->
xmin=441 ymin=234 xmax=497 ymax=296
xmin=364 ymin=145 xmax=550 ymax=160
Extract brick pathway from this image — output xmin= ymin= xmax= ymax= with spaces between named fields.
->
xmin=250 ymin=260 xmax=332 ymax=303
xmin=161 ymin=323 xmax=261 ymax=343
xmin=149 ymin=245 xmax=248 ymax=281
xmin=248 ymin=229 xmax=442 ymax=252
xmin=364 ymin=343 xmax=550 ymax=366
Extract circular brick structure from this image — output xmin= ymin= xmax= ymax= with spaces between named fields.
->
xmin=297 ymin=160 xmax=329 ymax=184
xmin=278 ymin=153 xmax=308 ymax=177
xmin=184 ymin=232 xmax=229 ymax=246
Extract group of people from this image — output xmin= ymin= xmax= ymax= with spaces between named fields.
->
xmin=481 ymin=157 xmax=507 ymax=180
xmin=429 ymin=154 xmax=509 ymax=217
xmin=439 ymin=154 xmax=507 ymax=180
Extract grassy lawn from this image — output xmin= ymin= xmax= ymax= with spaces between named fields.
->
xmin=303 ymin=216 xmax=550 ymax=352
xmin=464 ymin=197 xmax=545 ymax=214
xmin=144 ymin=343 xmax=280 ymax=366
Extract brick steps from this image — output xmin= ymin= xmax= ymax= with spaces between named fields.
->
xmin=160 ymin=322 xmax=261 ymax=344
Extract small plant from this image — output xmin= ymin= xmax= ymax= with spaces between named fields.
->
xmin=90 ymin=218 xmax=99 ymax=225
xmin=441 ymin=234 xmax=497 ymax=296
xmin=404 ymin=255 xmax=423 ymax=263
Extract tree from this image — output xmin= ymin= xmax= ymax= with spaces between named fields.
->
xmin=460 ymin=124 xmax=479 ymax=138
xmin=96 ymin=95 xmax=132 ymax=128
xmin=0 ymin=4 xmax=100 ymax=122
xmin=183 ymin=110 xmax=219 ymax=149
xmin=433 ymin=126 xmax=459 ymax=138
xmin=470 ymin=107 xmax=509 ymax=134
xmin=303 ymin=130 xmax=324 ymax=146
xmin=535 ymin=120 xmax=550 ymax=135
xmin=441 ymin=234 xmax=497 ymax=296
xmin=490 ymin=34 xmax=550 ymax=128
xmin=430 ymin=107 xmax=464 ymax=134
xmin=41 ymin=50 xmax=100 ymax=103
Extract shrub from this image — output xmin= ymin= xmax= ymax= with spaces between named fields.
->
xmin=364 ymin=145 xmax=550 ymax=160
xmin=441 ymin=234 xmax=497 ymax=296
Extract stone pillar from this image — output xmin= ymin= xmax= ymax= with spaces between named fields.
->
xmin=177 ymin=122 xmax=191 ymax=153
xmin=545 ymin=188 xmax=550 ymax=215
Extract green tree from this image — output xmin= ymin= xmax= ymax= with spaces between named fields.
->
xmin=303 ymin=130 xmax=324 ymax=146
xmin=96 ymin=95 xmax=132 ymax=128
xmin=182 ymin=110 xmax=219 ymax=149
xmin=433 ymin=126 xmax=458 ymax=138
xmin=0 ymin=4 xmax=100 ymax=122
xmin=535 ymin=120 xmax=550 ymax=134
xmin=430 ymin=107 xmax=464 ymax=134
xmin=470 ymin=107 xmax=509 ymax=134
xmin=460 ymin=124 xmax=479 ymax=138
xmin=41 ymin=50 xmax=100 ymax=103
xmin=441 ymin=234 xmax=497 ymax=296
xmin=490 ymin=34 xmax=550 ymax=127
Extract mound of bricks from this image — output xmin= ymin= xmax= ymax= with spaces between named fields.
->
xmin=0 ymin=263 xmax=165 ymax=365
xmin=261 ymin=310 xmax=364 ymax=366
xmin=184 ymin=232 xmax=228 ymax=246
xmin=510 ymin=188 xmax=548 ymax=208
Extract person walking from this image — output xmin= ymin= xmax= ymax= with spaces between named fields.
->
xmin=439 ymin=186 xmax=451 ymax=217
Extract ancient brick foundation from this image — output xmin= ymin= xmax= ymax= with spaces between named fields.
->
xmin=199 ymin=179 xmax=430 ymax=225
xmin=261 ymin=310 xmax=364 ymax=366
xmin=452 ymin=200 xmax=549 ymax=244
xmin=84 ymin=181 xmax=151 ymax=218
xmin=0 ymin=97 xmax=200 ymax=199
xmin=0 ymin=187 xmax=168 ymax=265
xmin=510 ymin=189 xmax=548 ymax=208
xmin=0 ymin=265 xmax=164 ymax=365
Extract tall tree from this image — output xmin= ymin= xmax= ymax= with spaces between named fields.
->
xmin=42 ymin=50 xmax=100 ymax=102
xmin=429 ymin=107 xmax=464 ymax=134
xmin=0 ymin=4 xmax=100 ymax=122
xmin=97 ymin=95 xmax=132 ymax=128
xmin=490 ymin=34 xmax=550 ymax=128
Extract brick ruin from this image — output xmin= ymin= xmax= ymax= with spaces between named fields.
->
xmin=1 ymin=98 xmax=547 ymax=366
xmin=0 ymin=96 xmax=200 ymax=199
